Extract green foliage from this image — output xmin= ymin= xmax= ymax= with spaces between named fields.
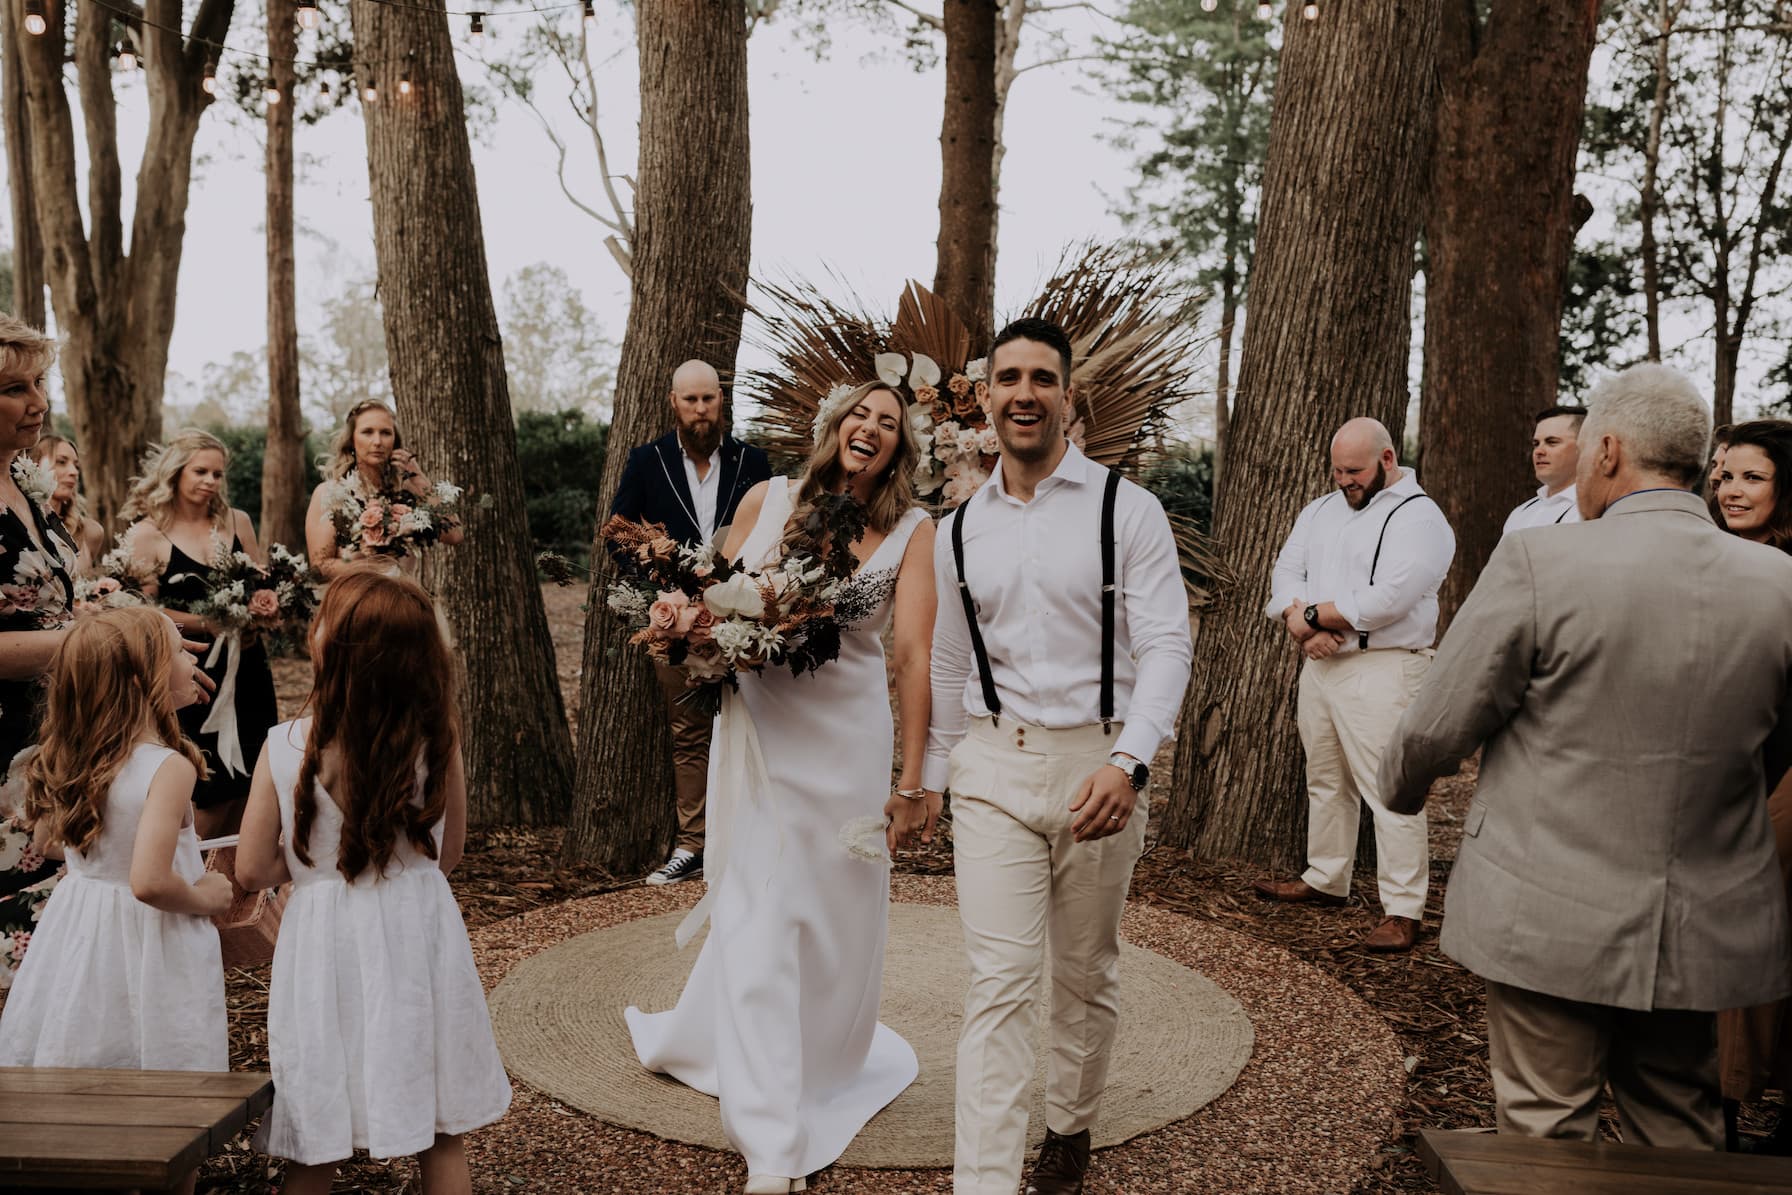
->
xmin=1140 ymin=445 xmax=1213 ymax=534
xmin=501 ymin=264 xmax=618 ymax=416
xmin=1559 ymin=245 xmax=1642 ymax=397
xmin=199 ymin=425 xmax=327 ymax=527
xmin=515 ymin=409 xmax=609 ymax=560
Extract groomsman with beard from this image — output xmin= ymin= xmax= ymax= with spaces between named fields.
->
xmin=923 ymin=317 xmax=1192 ymax=1195
xmin=1501 ymin=405 xmax=1586 ymax=536
xmin=1253 ymin=418 xmax=1456 ymax=953
xmin=610 ymin=359 xmax=770 ymax=887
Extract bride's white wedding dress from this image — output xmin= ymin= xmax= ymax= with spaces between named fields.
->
xmin=627 ymin=477 xmax=927 ymax=1180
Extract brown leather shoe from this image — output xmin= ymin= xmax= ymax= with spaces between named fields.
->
xmin=1363 ymin=915 xmax=1419 ymax=952
xmin=1026 ymin=1127 xmax=1091 ymax=1194
xmin=1251 ymin=877 xmax=1347 ymax=906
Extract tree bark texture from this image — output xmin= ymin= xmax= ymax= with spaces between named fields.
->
xmin=261 ymin=0 xmax=305 ymax=549
xmin=2 ymin=4 xmax=42 ymax=325
xmin=562 ymin=0 xmax=752 ymax=874
xmin=1160 ymin=0 xmax=1437 ymax=867
xmin=1420 ymin=0 xmax=1600 ymax=626
xmin=934 ymin=0 xmax=998 ymax=349
xmin=351 ymin=0 xmax=574 ymax=826
xmin=16 ymin=0 xmax=234 ymax=530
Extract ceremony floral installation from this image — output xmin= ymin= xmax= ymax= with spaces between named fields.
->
xmin=324 ymin=473 xmax=466 ymax=561
xmin=575 ymin=493 xmax=871 ymax=716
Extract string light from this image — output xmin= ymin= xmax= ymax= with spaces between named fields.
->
xmin=201 ymin=59 xmax=217 ymax=93
xmin=1200 ymin=0 xmax=1217 ymax=9
xmin=296 ymin=0 xmax=319 ymax=29
xmin=22 ymin=0 xmax=45 ymax=35
xmin=363 ymin=80 xmax=377 ymax=103
xmin=264 ymin=79 xmax=282 ymax=104
xmin=116 ymin=42 xmax=136 ymax=70
xmin=469 ymin=11 xmax=484 ymax=44
xmin=581 ymin=0 xmax=594 ymax=29
xmin=397 ymin=66 xmax=412 ymax=96
xmin=1255 ymin=1 xmax=1273 ymax=18
xmin=1302 ymin=0 xmax=1318 ymax=17
xmin=319 ymin=79 xmax=331 ymax=97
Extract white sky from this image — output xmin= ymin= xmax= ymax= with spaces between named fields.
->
xmin=4 ymin=6 xmax=1136 ymax=411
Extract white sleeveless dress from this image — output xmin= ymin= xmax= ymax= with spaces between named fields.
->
xmin=253 ymin=718 xmax=511 ymax=1164
xmin=627 ymin=478 xmax=928 ymax=1179
xmin=0 ymin=743 xmax=226 ymax=1071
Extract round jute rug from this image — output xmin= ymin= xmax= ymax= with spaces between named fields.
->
xmin=488 ymin=901 xmax=1254 ymax=1170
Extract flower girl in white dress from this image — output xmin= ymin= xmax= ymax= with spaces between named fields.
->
xmin=0 ymin=607 xmax=230 ymax=1195
xmin=237 ymin=568 xmax=510 ymax=1193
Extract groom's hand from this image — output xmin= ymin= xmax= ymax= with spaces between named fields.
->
xmin=1070 ymin=766 xmax=1136 ymax=843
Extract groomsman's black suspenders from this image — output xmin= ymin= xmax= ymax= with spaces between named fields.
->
xmin=1360 ymin=492 xmax=1432 ymax=651
xmin=951 ymin=470 xmax=1123 ymax=735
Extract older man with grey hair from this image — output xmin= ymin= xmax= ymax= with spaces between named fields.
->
xmin=1380 ymin=362 xmax=1792 ymax=1147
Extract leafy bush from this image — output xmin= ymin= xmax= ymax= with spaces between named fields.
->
xmin=202 ymin=424 xmax=327 ymax=527
xmin=1140 ymin=445 xmax=1214 ymax=534
xmin=516 ymin=410 xmax=608 ymax=561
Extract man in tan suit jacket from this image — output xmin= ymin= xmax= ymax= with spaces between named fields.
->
xmin=1380 ymin=364 xmax=1792 ymax=1148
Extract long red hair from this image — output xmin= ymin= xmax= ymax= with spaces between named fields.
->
xmin=293 ymin=567 xmax=460 ymax=881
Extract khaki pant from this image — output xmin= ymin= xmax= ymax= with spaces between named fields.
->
xmin=949 ymin=717 xmax=1148 ymax=1195
xmin=1297 ymin=649 xmax=1431 ymax=919
xmin=1486 ymin=980 xmax=1723 ymax=1149
xmin=653 ymin=661 xmax=711 ymax=853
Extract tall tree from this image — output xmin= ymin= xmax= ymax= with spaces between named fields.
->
xmin=261 ymin=0 xmax=305 ymax=549
xmin=935 ymin=0 xmax=999 ymax=347
xmin=1105 ymin=0 xmax=1273 ymax=495
xmin=1421 ymin=0 xmax=1600 ymax=623
xmin=562 ymin=1 xmax=752 ymax=874
xmin=1 ymin=2 xmax=42 ymax=326
xmin=17 ymin=0 xmax=237 ymax=530
xmin=1160 ymin=0 xmax=1437 ymax=867
xmin=499 ymin=263 xmax=618 ymax=417
xmin=351 ymin=0 xmax=575 ymax=825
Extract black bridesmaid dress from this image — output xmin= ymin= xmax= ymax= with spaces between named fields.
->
xmin=160 ymin=537 xmax=281 ymax=812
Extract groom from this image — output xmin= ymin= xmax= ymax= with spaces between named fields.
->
xmin=923 ymin=318 xmax=1193 ymax=1195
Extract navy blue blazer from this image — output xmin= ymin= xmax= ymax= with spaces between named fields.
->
xmin=609 ymin=431 xmax=771 ymax=548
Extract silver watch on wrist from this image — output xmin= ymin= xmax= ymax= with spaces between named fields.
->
xmin=1108 ymin=753 xmax=1148 ymax=791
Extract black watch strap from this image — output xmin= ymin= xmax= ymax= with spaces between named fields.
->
xmin=1303 ymin=603 xmax=1321 ymax=629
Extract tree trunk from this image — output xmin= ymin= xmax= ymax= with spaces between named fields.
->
xmin=351 ymin=0 xmax=574 ymax=826
xmin=2 ymin=5 xmax=43 ymax=325
xmin=261 ymin=0 xmax=305 ymax=549
xmin=1640 ymin=0 xmax=1677 ymax=363
xmin=1715 ymin=323 xmax=1738 ymax=429
xmin=934 ymin=0 xmax=998 ymax=349
xmin=1213 ymin=270 xmax=1236 ymax=498
xmin=1159 ymin=0 xmax=1438 ymax=866
xmin=561 ymin=0 xmax=752 ymax=874
xmin=1422 ymin=0 xmax=1600 ymax=627
xmin=17 ymin=0 xmax=234 ymax=530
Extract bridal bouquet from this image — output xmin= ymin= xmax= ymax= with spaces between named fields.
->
xmin=598 ymin=493 xmax=870 ymax=713
xmin=166 ymin=539 xmax=318 ymax=650
xmin=325 ymin=476 xmax=464 ymax=561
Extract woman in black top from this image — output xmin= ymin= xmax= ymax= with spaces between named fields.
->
xmin=121 ymin=429 xmax=279 ymax=839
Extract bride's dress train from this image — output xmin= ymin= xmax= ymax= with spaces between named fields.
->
xmin=626 ymin=478 xmax=927 ymax=1179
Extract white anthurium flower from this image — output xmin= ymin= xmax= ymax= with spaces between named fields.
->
xmin=907 ymin=406 xmax=935 ymax=456
xmin=704 ymin=572 xmax=766 ymax=620
xmin=914 ymin=457 xmax=945 ymax=494
xmin=874 ymin=352 xmax=908 ymax=389
xmin=907 ymin=353 xmax=941 ymax=389
xmin=965 ymin=357 xmax=988 ymax=382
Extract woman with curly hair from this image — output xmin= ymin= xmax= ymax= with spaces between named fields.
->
xmin=121 ymin=430 xmax=279 ymax=839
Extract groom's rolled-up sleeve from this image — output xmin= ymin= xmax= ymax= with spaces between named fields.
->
xmin=924 ymin=510 xmax=973 ymax=793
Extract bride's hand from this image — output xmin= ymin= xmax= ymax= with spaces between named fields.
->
xmin=884 ymin=787 xmax=942 ymax=853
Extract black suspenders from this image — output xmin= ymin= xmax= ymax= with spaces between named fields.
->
xmin=952 ymin=470 xmax=1124 ymax=733
xmin=1359 ymin=493 xmax=1431 ymax=650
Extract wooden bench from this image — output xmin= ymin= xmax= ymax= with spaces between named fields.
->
xmin=0 ymin=1067 xmax=272 ymax=1190
xmin=1420 ymin=1127 xmax=1792 ymax=1194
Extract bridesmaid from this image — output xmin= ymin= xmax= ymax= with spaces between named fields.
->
xmin=121 ymin=430 xmax=279 ymax=840
xmin=304 ymin=400 xmax=463 ymax=582
xmin=32 ymin=434 xmax=106 ymax=570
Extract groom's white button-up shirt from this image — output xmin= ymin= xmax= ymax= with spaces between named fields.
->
xmin=924 ymin=444 xmax=1193 ymax=792
xmin=1264 ymin=467 xmax=1456 ymax=652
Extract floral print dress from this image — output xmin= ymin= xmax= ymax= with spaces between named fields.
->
xmin=0 ymin=454 xmax=77 ymax=987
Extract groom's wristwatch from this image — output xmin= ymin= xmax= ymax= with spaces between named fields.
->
xmin=1108 ymin=753 xmax=1149 ymax=791
xmin=1303 ymin=603 xmax=1322 ymax=630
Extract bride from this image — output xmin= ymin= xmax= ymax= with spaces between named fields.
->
xmin=626 ymin=379 xmax=941 ymax=1194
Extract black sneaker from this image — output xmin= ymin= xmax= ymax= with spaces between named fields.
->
xmin=645 ymin=848 xmax=703 ymax=886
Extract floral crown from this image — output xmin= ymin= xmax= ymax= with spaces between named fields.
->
xmin=810 ymin=352 xmax=946 ymax=445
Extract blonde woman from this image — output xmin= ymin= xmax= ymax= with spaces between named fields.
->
xmin=122 ymin=431 xmax=279 ymax=839
xmin=626 ymin=380 xmax=939 ymax=1194
xmin=304 ymin=400 xmax=463 ymax=581
xmin=32 ymin=434 xmax=106 ymax=569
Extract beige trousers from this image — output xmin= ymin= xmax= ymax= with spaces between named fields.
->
xmin=1297 ymin=649 xmax=1431 ymax=919
xmin=949 ymin=717 xmax=1148 ymax=1195
xmin=1485 ymin=980 xmax=1723 ymax=1149
xmin=653 ymin=661 xmax=712 ymax=853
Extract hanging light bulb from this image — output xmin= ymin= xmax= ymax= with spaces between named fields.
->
xmin=296 ymin=0 xmax=319 ymax=29
xmin=1255 ymin=1 xmax=1272 ymax=18
xmin=581 ymin=0 xmax=595 ymax=30
xmin=468 ymin=11 xmax=484 ymax=45
xmin=1302 ymin=0 xmax=1318 ymax=17
xmin=116 ymin=42 xmax=136 ymax=70
xmin=1200 ymin=0 xmax=1218 ymax=9
xmin=362 ymin=80 xmax=377 ymax=103
xmin=23 ymin=0 xmax=45 ymax=35
xmin=264 ymin=79 xmax=281 ymax=104
xmin=201 ymin=59 xmax=217 ymax=94
xmin=397 ymin=67 xmax=411 ymax=96
xmin=318 ymin=78 xmax=331 ymax=98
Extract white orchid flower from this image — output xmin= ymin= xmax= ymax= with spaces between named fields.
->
xmin=874 ymin=352 xmax=908 ymax=388
xmin=965 ymin=357 xmax=988 ymax=382
xmin=908 ymin=353 xmax=941 ymax=389
xmin=704 ymin=572 xmax=766 ymax=620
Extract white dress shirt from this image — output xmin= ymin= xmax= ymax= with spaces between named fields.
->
xmin=924 ymin=445 xmax=1194 ymax=792
xmin=1501 ymin=483 xmax=1581 ymax=536
xmin=1265 ymin=467 xmax=1456 ymax=652
xmin=682 ymin=448 xmax=723 ymax=543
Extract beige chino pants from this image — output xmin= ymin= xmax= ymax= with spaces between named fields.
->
xmin=1297 ymin=649 xmax=1431 ymax=920
xmin=653 ymin=661 xmax=712 ymax=853
xmin=949 ymin=717 xmax=1148 ymax=1195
